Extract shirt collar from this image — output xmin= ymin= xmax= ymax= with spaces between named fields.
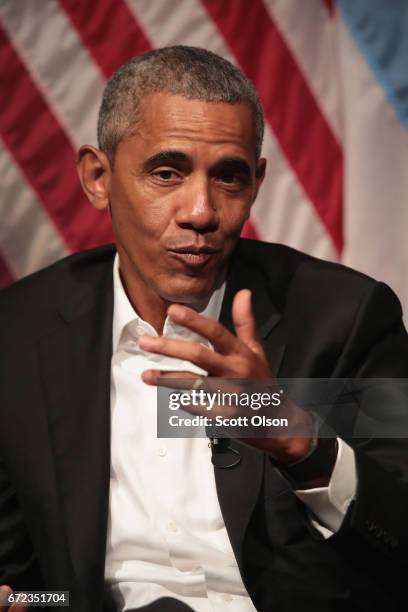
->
xmin=112 ymin=254 xmax=226 ymax=353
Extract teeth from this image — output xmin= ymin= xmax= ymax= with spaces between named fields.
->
xmin=178 ymin=252 xmax=209 ymax=264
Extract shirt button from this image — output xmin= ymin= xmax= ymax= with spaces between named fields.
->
xmin=221 ymin=594 xmax=233 ymax=603
xmin=158 ymin=447 xmax=167 ymax=457
xmin=167 ymin=521 xmax=178 ymax=534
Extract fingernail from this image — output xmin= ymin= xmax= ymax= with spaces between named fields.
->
xmin=168 ymin=304 xmax=185 ymax=320
xmin=139 ymin=336 xmax=155 ymax=350
xmin=141 ymin=371 xmax=152 ymax=383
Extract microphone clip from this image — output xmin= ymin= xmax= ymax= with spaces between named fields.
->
xmin=209 ymin=438 xmax=242 ymax=469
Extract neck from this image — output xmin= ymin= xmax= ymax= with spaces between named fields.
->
xmin=116 ymin=248 xmax=224 ymax=333
xmin=118 ymin=264 xmax=169 ymax=334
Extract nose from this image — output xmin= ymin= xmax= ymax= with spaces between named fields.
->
xmin=175 ymin=177 xmax=219 ymax=233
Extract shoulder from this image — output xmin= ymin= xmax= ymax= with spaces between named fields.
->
xmin=236 ymin=237 xmax=375 ymax=286
xmin=0 ymin=244 xmax=116 ymax=337
xmin=235 ymin=240 xmax=407 ymax=376
xmin=236 ymin=237 xmax=396 ymax=306
xmin=235 ymin=238 xmax=404 ymax=333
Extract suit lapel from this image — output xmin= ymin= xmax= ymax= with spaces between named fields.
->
xmin=38 ymin=260 xmax=113 ymax=608
xmin=214 ymin=244 xmax=285 ymax=574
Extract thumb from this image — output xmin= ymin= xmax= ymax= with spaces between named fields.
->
xmin=232 ymin=289 xmax=264 ymax=355
xmin=0 ymin=585 xmax=12 ymax=611
xmin=0 ymin=585 xmax=28 ymax=612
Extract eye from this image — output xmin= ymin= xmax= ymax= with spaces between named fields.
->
xmin=215 ymin=170 xmax=249 ymax=189
xmin=150 ymin=167 xmax=183 ymax=185
xmin=155 ymin=170 xmax=178 ymax=180
xmin=218 ymin=171 xmax=238 ymax=184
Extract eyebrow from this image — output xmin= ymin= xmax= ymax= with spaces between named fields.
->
xmin=143 ymin=150 xmax=190 ymax=170
xmin=213 ymin=157 xmax=252 ymax=177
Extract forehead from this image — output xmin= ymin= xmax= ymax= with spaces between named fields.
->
xmin=121 ymin=92 xmax=257 ymax=161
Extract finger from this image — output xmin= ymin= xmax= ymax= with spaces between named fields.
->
xmin=142 ymin=371 xmax=208 ymax=418
xmin=138 ymin=336 xmax=226 ymax=373
xmin=142 ymin=370 xmax=244 ymax=399
xmin=166 ymin=304 xmax=240 ymax=355
xmin=141 ymin=371 xmax=239 ymax=420
xmin=11 ymin=602 xmax=29 ymax=612
xmin=0 ymin=585 xmax=12 ymax=611
xmin=142 ymin=370 xmax=202 ymax=387
xmin=0 ymin=586 xmax=28 ymax=612
xmin=232 ymin=289 xmax=265 ymax=356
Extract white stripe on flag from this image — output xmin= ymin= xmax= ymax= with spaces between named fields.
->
xmin=124 ymin=0 xmax=220 ymax=49
xmin=264 ymin=0 xmax=342 ymax=141
xmin=0 ymin=0 xmax=105 ymax=148
xmin=0 ymin=139 xmax=68 ymax=278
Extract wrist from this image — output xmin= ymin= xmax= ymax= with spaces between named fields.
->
xmin=270 ymin=436 xmax=338 ymax=489
xmin=264 ymin=408 xmax=317 ymax=463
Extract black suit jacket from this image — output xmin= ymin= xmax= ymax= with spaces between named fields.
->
xmin=1 ymin=239 xmax=408 ymax=611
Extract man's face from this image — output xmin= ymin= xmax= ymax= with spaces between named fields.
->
xmin=107 ymin=92 xmax=265 ymax=304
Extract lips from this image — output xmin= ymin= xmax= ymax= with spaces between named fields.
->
xmin=167 ymin=245 xmax=220 ymax=268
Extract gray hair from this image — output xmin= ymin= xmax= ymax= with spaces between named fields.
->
xmin=97 ymin=46 xmax=264 ymax=164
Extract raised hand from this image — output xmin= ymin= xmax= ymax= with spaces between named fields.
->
xmin=139 ymin=289 xmax=315 ymax=463
xmin=140 ymin=289 xmax=272 ymax=382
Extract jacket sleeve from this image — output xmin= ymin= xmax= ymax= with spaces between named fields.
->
xmin=0 ymin=451 xmax=44 ymax=591
xmin=326 ymin=281 xmax=408 ymax=600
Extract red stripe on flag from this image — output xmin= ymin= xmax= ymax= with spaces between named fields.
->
xmin=0 ymin=25 xmax=113 ymax=253
xmin=0 ymin=253 xmax=15 ymax=288
xmin=323 ymin=0 xmax=335 ymax=16
xmin=201 ymin=0 xmax=343 ymax=252
xmin=241 ymin=219 xmax=259 ymax=240
xmin=59 ymin=0 xmax=152 ymax=78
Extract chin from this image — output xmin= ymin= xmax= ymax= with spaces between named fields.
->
xmin=159 ymin=276 xmax=216 ymax=304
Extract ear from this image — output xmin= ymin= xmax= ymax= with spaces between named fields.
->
xmin=76 ymin=145 xmax=111 ymax=211
xmin=245 ymin=157 xmax=266 ymax=219
xmin=254 ymin=157 xmax=266 ymax=198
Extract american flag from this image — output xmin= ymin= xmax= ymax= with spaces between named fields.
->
xmin=1 ymin=1 xmax=408 ymax=317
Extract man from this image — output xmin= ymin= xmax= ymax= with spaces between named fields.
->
xmin=0 ymin=46 xmax=407 ymax=612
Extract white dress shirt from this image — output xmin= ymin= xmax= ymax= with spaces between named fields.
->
xmin=105 ymin=255 xmax=357 ymax=610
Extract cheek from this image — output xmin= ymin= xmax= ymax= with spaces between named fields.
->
xmin=219 ymin=202 xmax=251 ymax=237
xmin=111 ymin=181 xmax=169 ymax=236
xmin=136 ymin=198 xmax=176 ymax=243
